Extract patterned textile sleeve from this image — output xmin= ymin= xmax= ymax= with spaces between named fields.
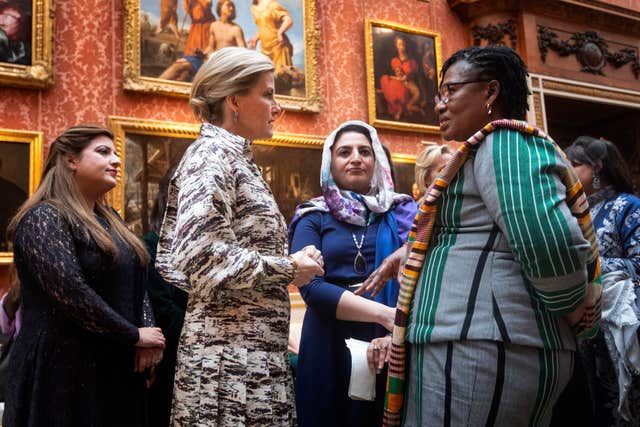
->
xmin=601 ymin=196 xmax=640 ymax=277
xmin=158 ymin=149 xmax=294 ymax=297
xmin=13 ymin=204 xmax=139 ymax=343
xmin=475 ymin=129 xmax=591 ymax=316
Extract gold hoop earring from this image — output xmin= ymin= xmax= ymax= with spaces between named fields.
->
xmin=486 ymin=103 xmax=492 ymax=116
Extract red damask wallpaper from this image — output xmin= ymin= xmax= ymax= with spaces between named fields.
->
xmin=0 ymin=0 xmax=466 ymax=152
xmin=3 ymin=0 xmax=636 ymax=286
xmin=0 ymin=0 xmax=468 ymax=286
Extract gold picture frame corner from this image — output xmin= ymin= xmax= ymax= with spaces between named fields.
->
xmin=0 ymin=128 xmax=44 ymax=264
xmin=0 ymin=0 xmax=55 ymax=89
xmin=107 ymin=116 xmax=200 ymax=216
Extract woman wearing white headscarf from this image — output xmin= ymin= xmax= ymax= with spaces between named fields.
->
xmin=289 ymin=121 xmax=417 ymax=427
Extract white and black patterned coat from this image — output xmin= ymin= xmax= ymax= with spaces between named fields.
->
xmin=157 ymin=123 xmax=296 ymax=426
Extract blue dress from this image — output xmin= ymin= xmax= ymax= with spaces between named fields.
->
xmin=578 ymin=188 xmax=640 ymax=426
xmin=291 ymin=200 xmax=416 ymax=427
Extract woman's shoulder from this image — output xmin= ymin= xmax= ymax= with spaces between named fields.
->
xmin=482 ymin=125 xmax=559 ymax=161
xmin=289 ymin=206 xmax=332 ymax=241
xmin=176 ymin=138 xmax=234 ymax=184
xmin=19 ymin=203 xmax=63 ymax=224
xmin=490 ymin=125 xmax=530 ymax=142
xmin=183 ymin=136 xmax=229 ymax=166
xmin=293 ymin=209 xmax=328 ymax=227
xmin=618 ymin=192 xmax=640 ymax=203
xmin=13 ymin=203 xmax=70 ymax=241
xmin=614 ymin=193 xmax=640 ymax=213
xmin=393 ymin=198 xmax=418 ymax=217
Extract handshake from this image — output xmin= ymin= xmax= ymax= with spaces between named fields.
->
xmin=289 ymin=245 xmax=324 ymax=287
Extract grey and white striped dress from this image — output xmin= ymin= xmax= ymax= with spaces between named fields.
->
xmin=404 ymin=128 xmax=591 ymax=426
xmin=156 ymin=123 xmax=296 ymax=426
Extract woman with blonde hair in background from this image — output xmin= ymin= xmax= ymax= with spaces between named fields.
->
xmin=413 ymin=141 xmax=452 ymax=200
xmin=3 ymin=125 xmax=165 ymax=427
xmin=156 ymin=47 xmax=323 ymax=426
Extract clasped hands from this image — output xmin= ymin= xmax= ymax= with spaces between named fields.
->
xmin=135 ymin=327 xmax=166 ymax=374
xmin=290 ymin=245 xmax=324 ymax=287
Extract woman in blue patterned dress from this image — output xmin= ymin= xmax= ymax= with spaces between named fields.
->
xmin=566 ymin=136 xmax=640 ymax=425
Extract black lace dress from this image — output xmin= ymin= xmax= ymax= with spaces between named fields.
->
xmin=3 ymin=203 xmax=153 ymax=427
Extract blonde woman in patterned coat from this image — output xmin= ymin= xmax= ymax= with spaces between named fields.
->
xmin=156 ymin=47 xmax=324 ymax=426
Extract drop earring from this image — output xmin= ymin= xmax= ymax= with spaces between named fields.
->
xmin=486 ymin=103 xmax=492 ymax=116
xmin=592 ymin=173 xmax=601 ymax=190
xmin=233 ymin=110 xmax=238 ymax=123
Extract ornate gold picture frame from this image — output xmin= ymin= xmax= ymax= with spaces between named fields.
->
xmin=365 ymin=19 xmax=442 ymax=133
xmin=106 ymin=116 xmax=199 ymax=234
xmin=122 ymin=0 xmax=321 ymax=113
xmin=0 ymin=128 xmax=43 ymax=264
xmin=390 ymin=152 xmax=417 ymax=199
xmin=107 ymin=116 xmax=324 ymax=235
xmin=0 ymin=0 xmax=54 ymax=89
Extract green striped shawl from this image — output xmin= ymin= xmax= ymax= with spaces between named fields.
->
xmin=383 ymin=119 xmax=602 ymax=426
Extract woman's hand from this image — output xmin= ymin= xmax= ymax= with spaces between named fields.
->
xmin=367 ymin=336 xmax=392 ymax=374
xmin=355 ymin=245 xmax=406 ymax=297
xmin=134 ymin=347 xmax=164 ymax=373
xmin=299 ymin=245 xmax=324 ymax=268
xmin=3 ymin=283 xmax=20 ymax=320
xmin=136 ymin=327 xmax=166 ymax=348
xmin=290 ymin=245 xmax=324 ymax=287
xmin=248 ymin=35 xmax=259 ymax=49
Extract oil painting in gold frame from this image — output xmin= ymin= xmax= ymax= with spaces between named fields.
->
xmin=122 ymin=0 xmax=321 ymax=113
xmin=365 ymin=19 xmax=442 ymax=133
xmin=0 ymin=0 xmax=54 ymax=89
xmin=107 ymin=116 xmax=324 ymax=237
xmin=0 ymin=128 xmax=42 ymax=264
xmin=390 ymin=152 xmax=417 ymax=199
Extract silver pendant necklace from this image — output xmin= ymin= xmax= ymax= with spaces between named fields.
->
xmin=351 ymin=226 xmax=368 ymax=275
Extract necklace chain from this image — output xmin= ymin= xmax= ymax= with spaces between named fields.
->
xmin=351 ymin=228 xmax=366 ymax=250
xmin=351 ymin=226 xmax=368 ymax=275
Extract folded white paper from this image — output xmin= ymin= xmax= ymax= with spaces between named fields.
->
xmin=345 ymin=338 xmax=376 ymax=401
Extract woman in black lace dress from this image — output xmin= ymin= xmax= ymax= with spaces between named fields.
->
xmin=3 ymin=125 xmax=166 ymax=427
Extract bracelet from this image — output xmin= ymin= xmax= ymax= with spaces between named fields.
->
xmin=288 ymin=255 xmax=299 ymax=276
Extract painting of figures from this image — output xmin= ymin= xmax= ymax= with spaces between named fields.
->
xmin=0 ymin=0 xmax=31 ymax=65
xmin=365 ymin=19 xmax=442 ymax=132
xmin=0 ymin=0 xmax=53 ymax=89
xmin=125 ymin=0 xmax=319 ymax=111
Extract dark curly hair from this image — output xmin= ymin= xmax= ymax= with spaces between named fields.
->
xmin=440 ymin=46 xmax=531 ymax=120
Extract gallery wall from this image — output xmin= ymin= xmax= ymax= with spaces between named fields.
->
xmin=0 ymin=0 xmax=469 ymax=286
xmin=0 ymin=0 xmax=467 ymax=153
